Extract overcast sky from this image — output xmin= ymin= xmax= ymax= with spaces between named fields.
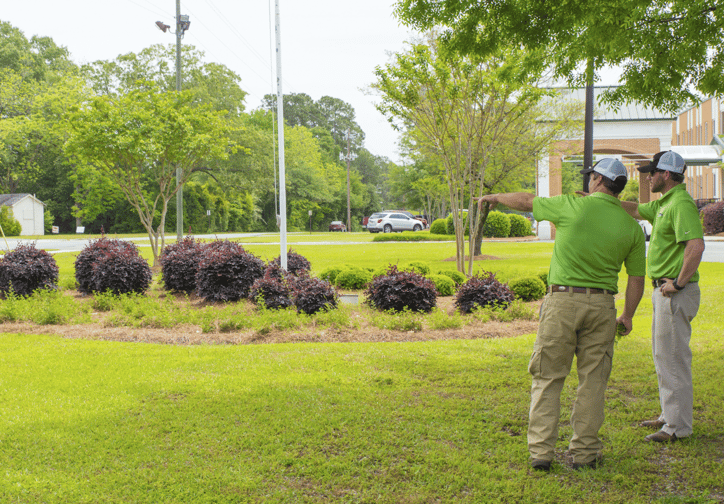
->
xmin=3 ymin=0 xmax=418 ymax=162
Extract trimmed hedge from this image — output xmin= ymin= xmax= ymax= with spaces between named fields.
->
xmin=429 ymin=218 xmax=448 ymax=235
xmin=92 ymin=243 xmax=152 ymax=295
xmin=483 ymin=211 xmax=511 ymax=238
xmin=404 ymin=261 xmax=431 ymax=275
xmin=508 ymin=214 xmax=533 ymax=237
xmin=335 ymin=266 xmax=372 ymax=290
xmin=509 ymin=277 xmax=546 ymax=301
xmin=426 ymin=274 xmax=456 ymax=296
xmin=437 ymin=269 xmax=467 ymax=286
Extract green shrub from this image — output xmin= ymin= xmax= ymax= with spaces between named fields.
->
xmin=318 ymin=265 xmax=344 ymax=284
xmin=508 ymin=277 xmax=546 ymax=301
xmin=437 ymin=269 xmax=467 ymax=286
xmin=538 ymin=271 xmax=549 ymax=288
xmin=429 ymin=218 xmax=448 ymax=235
xmin=335 ymin=267 xmax=372 ymax=290
xmin=446 ymin=211 xmax=469 ymax=236
xmin=483 ymin=211 xmax=511 ymax=238
xmin=445 ymin=214 xmax=455 ymax=235
xmin=404 ymin=261 xmax=431 ymax=275
xmin=508 ymin=214 xmax=532 ymax=237
xmin=426 ymin=274 xmax=456 ymax=296
xmin=0 ymin=207 xmax=21 ymax=236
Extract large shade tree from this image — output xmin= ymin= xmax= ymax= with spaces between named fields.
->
xmin=65 ymin=85 xmax=233 ymax=266
xmin=394 ymin=0 xmax=724 ymax=112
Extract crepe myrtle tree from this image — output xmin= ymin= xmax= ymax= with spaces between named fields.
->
xmin=65 ymin=83 xmax=234 ymax=266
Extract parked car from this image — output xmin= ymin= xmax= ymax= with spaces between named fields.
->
xmin=383 ymin=210 xmax=428 ymax=228
xmin=367 ymin=212 xmax=424 ymax=233
xmin=329 ymin=220 xmax=346 ymax=232
xmin=363 ymin=212 xmax=384 ymax=231
xmin=638 ymin=220 xmax=652 ymax=241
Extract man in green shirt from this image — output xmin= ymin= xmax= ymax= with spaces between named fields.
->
xmin=620 ymin=151 xmax=705 ymax=443
xmin=477 ymin=158 xmax=646 ymax=472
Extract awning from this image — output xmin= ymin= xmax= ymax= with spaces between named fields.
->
xmin=670 ymin=145 xmax=722 ymax=165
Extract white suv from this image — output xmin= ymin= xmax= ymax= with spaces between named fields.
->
xmin=367 ymin=212 xmax=423 ymax=233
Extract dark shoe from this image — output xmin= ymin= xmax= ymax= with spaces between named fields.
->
xmin=531 ymin=459 xmax=551 ymax=472
xmin=640 ymin=419 xmax=666 ymax=429
xmin=571 ymin=456 xmax=602 ymax=470
xmin=644 ymin=430 xmax=678 ymax=443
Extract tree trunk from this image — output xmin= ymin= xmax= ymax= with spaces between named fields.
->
xmin=473 ymin=203 xmax=491 ymax=256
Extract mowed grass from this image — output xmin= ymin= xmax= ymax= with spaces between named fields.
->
xmin=0 ymin=242 xmax=723 ymax=503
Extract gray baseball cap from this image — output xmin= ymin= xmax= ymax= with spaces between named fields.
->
xmin=638 ymin=151 xmax=686 ymax=174
xmin=579 ymin=158 xmax=628 ymax=181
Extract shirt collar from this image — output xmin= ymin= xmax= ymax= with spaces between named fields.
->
xmin=659 ymin=183 xmax=687 ymax=202
xmin=589 ymin=191 xmax=621 ymax=206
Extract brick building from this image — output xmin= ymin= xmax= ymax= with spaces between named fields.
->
xmin=536 ymin=88 xmax=723 ymax=239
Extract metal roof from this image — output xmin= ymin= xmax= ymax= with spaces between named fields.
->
xmin=0 ymin=194 xmax=32 ymax=207
xmin=550 ymin=86 xmax=674 ymax=121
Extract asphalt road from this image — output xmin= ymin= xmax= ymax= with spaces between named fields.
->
xmin=3 ymin=233 xmax=723 ymax=263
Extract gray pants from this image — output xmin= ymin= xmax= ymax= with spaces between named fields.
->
xmin=651 ymin=283 xmax=700 ymax=437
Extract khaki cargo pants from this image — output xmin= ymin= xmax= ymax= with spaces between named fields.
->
xmin=528 ymin=290 xmax=617 ymax=464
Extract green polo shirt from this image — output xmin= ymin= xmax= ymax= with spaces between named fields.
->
xmin=533 ymin=192 xmax=646 ymax=293
xmin=638 ymin=184 xmax=703 ymax=283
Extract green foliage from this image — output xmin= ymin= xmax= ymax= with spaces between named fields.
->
xmin=404 ymin=261 xmax=431 ymax=275
xmin=620 ymin=179 xmax=639 ymax=202
xmin=393 ymin=0 xmax=721 ymax=112
xmin=335 ymin=267 xmax=372 ymax=290
xmin=508 ymin=214 xmax=532 ymax=237
xmin=429 ymin=218 xmax=448 ymax=235
xmin=318 ymin=265 xmax=344 ymax=284
xmin=0 ymin=207 xmax=21 ymax=236
xmin=538 ymin=270 xmax=549 ymax=288
xmin=437 ymin=269 xmax=467 ymax=286
xmin=508 ymin=277 xmax=546 ymax=301
xmin=372 ymin=232 xmax=450 ymax=242
xmin=369 ymin=307 xmax=424 ymax=331
xmin=483 ymin=211 xmax=511 ymax=238
xmin=426 ymin=274 xmax=456 ymax=296
xmin=65 ymin=83 xmax=234 ymax=265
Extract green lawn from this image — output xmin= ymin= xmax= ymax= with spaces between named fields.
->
xmin=1 ymin=243 xmax=723 ymax=503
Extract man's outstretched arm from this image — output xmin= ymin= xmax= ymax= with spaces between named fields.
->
xmin=475 ymin=193 xmax=535 ymax=212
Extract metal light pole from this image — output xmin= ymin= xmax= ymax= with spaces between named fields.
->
xmin=175 ymin=0 xmax=183 ymax=241
xmin=275 ymin=0 xmax=288 ymax=270
xmin=156 ymin=4 xmax=190 ymax=242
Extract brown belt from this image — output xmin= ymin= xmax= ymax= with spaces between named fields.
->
xmin=549 ymin=285 xmax=613 ymax=295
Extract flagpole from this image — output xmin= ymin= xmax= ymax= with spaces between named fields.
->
xmin=274 ymin=0 xmax=287 ymax=270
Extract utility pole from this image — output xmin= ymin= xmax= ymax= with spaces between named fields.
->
xmin=346 ymin=128 xmax=351 ymax=233
xmin=175 ymin=0 xmax=183 ymax=242
xmin=582 ymin=59 xmax=594 ymax=192
xmin=155 ymin=6 xmax=189 ymax=242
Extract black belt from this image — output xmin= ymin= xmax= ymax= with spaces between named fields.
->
xmin=549 ymin=285 xmax=613 ymax=295
xmin=652 ymin=278 xmax=671 ymax=288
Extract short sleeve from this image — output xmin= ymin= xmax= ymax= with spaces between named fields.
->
xmin=673 ymin=201 xmax=704 ymax=243
xmin=533 ymin=196 xmax=568 ymax=226
xmin=638 ymin=201 xmax=656 ymax=223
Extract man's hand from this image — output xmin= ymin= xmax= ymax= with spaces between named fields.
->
xmin=660 ymin=279 xmax=679 ymax=297
xmin=473 ymin=195 xmax=499 ymax=211
xmin=616 ymin=315 xmax=633 ymax=336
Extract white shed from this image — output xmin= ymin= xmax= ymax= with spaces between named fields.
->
xmin=0 ymin=194 xmax=45 ymax=236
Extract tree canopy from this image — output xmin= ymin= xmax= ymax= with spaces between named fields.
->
xmin=394 ymin=0 xmax=724 ymax=112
